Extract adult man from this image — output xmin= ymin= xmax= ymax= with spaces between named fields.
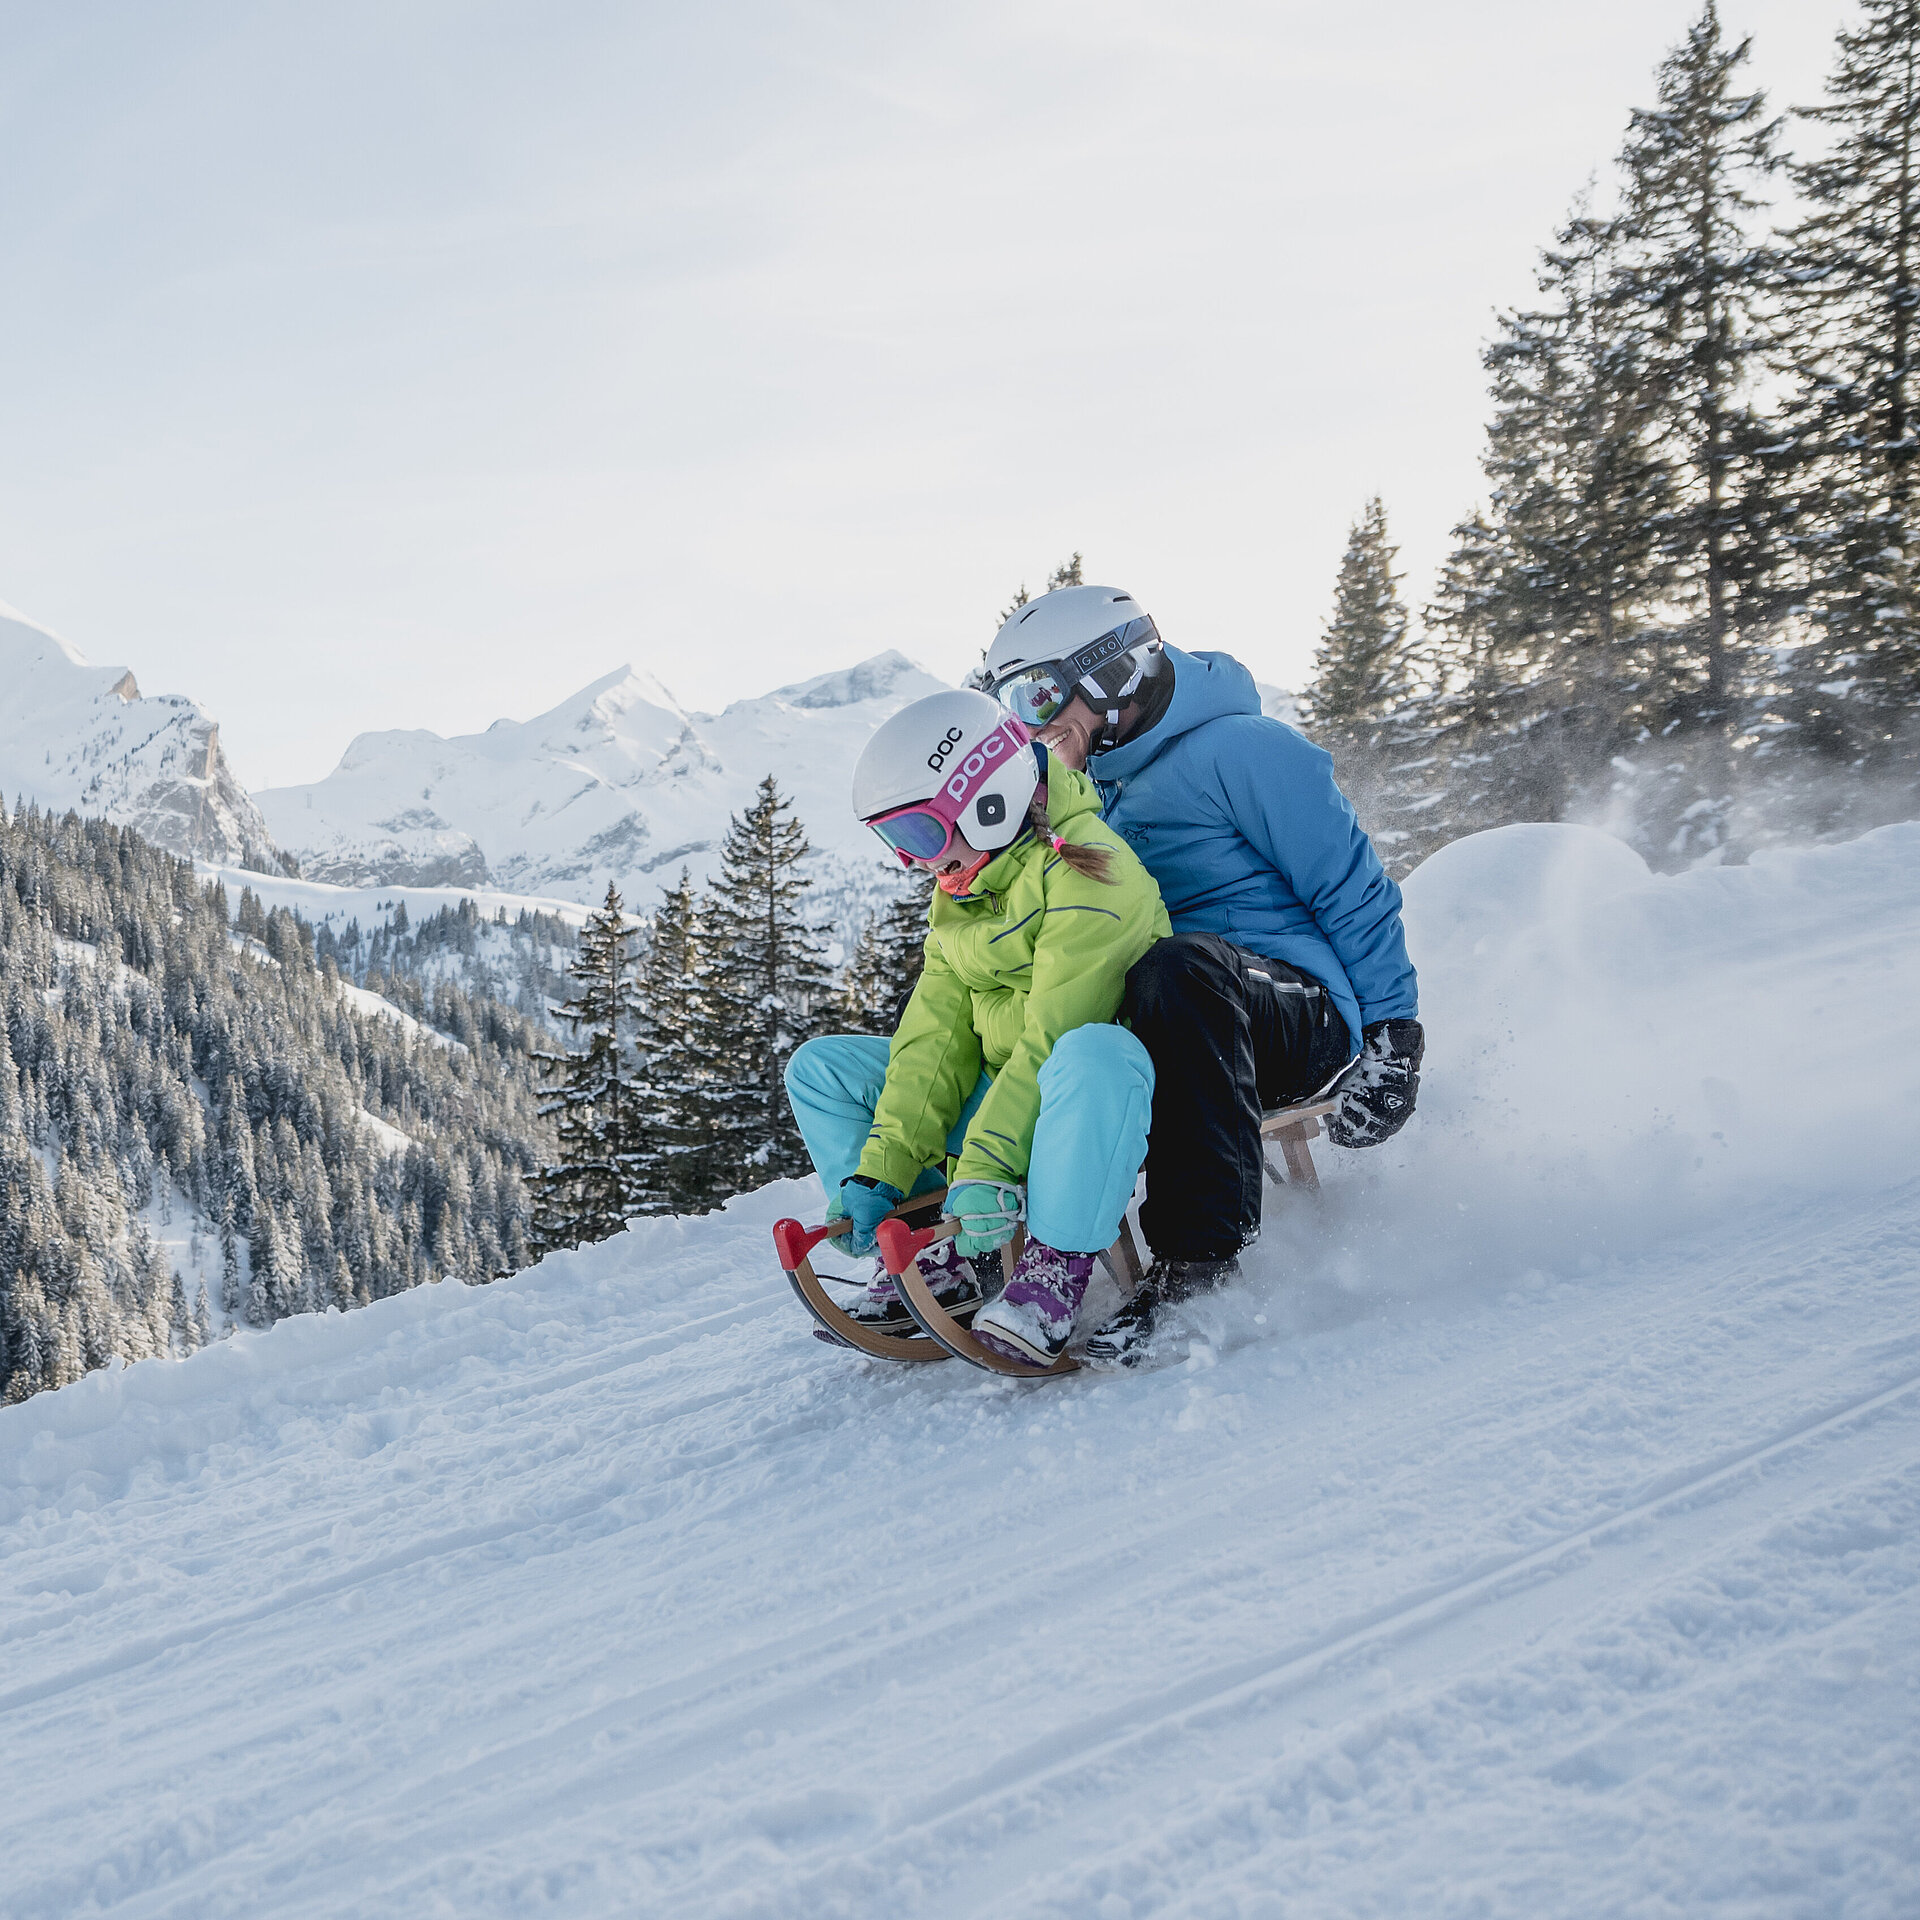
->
xmin=982 ymin=583 xmax=1423 ymax=1366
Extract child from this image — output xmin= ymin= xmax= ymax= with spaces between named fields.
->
xmin=784 ymin=688 xmax=1170 ymax=1369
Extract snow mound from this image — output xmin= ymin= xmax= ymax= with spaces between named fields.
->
xmin=4 ymin=823 xmax=1918 ymax=1917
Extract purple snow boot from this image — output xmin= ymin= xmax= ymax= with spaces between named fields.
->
xmin=845 ymin=1235 xmax=985 ymax=1334
xmin=970 ymin=1238 xmax=1096 ymax=1369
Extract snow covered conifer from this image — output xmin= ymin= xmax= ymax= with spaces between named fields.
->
xmin=1308 ymin=498 xmax=1417 ymax=726
xmin=1610 ymin=1 xmax=1787 ymax=723
xmin=835 ymin=872 xmax=933 ymax=1035
xmin=529 ymin=883 xmax=645 ymax=1253
xmin=627 ymin=869 xmax=704 ymax=1215
xmin=1775 ymin=0 xmax=1920 ymax=765
xmin=681 ymin=778 xmax=831 ymax=1198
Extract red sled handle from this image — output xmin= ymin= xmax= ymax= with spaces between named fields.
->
xmin=771 ymin=1216 xmax=845 ymax=1271
xmin=876 ymin=1216 xmax=955 ymax=1274
xmin=772 ymin=1188 xmax=952 ymax=1275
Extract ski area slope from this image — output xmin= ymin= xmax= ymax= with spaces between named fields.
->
xmin=4 ymin=822 xmax=1919 ymax=1919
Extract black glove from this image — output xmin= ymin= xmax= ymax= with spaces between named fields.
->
xmin=1326 ymin=1019 xmax=1424 ymax=1148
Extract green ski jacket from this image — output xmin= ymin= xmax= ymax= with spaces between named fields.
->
xmin=855 ymin=767 xmax=1171 ymax=1195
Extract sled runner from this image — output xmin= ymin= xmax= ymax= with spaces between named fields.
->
xmin=773 ymin=1197 xmax=954 ymax=1361
xmin=879 ymin=1216 xmax=1079 ymax=1377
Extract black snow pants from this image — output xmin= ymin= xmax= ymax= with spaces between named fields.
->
xmin=1124 ymin=933 xmax=1353 ymax=1263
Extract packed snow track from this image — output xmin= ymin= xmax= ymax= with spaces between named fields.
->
xmin=4 ymin=823 xmax=1919 ymax=1917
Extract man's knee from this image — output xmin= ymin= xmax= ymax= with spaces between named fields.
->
xmin=1124 ymin=933 xmax=1233 ymax=1024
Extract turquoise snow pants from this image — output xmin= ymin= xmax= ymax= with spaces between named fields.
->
xmin=783 ymin=1026 xmax=1154 ymax=1255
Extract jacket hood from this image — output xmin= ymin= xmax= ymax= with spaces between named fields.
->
xmin=1088 ymin=645 xmax=1261 ymax=782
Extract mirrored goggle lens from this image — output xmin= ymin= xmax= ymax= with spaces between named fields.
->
xmin=868 ymin=807 xmax=955 ymax=860
xmin=995 ymin=664 xmax=1071 ymax=727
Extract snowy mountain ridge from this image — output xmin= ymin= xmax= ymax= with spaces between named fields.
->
xmin=256 ymin=649 xmax=952 ymax=921
xmin=0 ymin=603 xmax=278 ymax=870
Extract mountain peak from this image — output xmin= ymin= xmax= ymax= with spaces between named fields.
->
xmin=0 ymin=600 xmax=279 ymax=869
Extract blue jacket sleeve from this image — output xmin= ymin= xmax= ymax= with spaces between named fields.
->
xmin=1211 ymin=717 xmax=1419 ymax=1025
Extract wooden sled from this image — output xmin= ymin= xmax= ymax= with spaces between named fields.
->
xmin=777 ymin=1091 xmax=1331 ymax=1376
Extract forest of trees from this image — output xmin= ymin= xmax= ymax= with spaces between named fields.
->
xmin=313 ymin=895 xmax=581 ymax=1030
xmin=0 ymin=803 xmax=558 ymax=1403
xmin=1306 ymin=0 xmax=1920 ymax=875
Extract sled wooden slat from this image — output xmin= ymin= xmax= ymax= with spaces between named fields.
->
xmin=1103 ymin=1214 xmax=1146 ymax=1294
xmin=1259 ymin=1094 xmax=1337 ymax=1194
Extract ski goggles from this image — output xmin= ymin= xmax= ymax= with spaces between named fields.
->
xmin=987 ymin=615 xmax=1160 ymax=729
xmin=866 ymin=801 xmax=963 ymax=865
xmin=992 ymin=660 xmax=1076 ymax=729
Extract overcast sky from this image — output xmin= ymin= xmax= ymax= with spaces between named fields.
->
xmin=0 ymin=0 xmax=1842 ymax=790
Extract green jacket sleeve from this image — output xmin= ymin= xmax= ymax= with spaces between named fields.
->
xmin=951 ymin=847 xmax=1164 ymax=1188
xmin=856 ymin=930 xmax=984 ymax=1193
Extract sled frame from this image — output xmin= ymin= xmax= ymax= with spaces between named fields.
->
xmin=1259 ymin=1094 xmax=1338 ymax=1193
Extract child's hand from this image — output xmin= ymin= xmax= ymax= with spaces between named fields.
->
xmin=828 ymin=1176 xmax=905 ymax=1256
xmin=946 ymin=1181 xmax=1026 ymax=1258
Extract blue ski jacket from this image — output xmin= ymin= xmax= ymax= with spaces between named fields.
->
xmin=1086 ymin=645 xmax=1418 ymax=1055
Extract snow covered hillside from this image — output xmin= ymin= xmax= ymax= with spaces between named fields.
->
xmin=0 ymin=604 xmax=277 ymax=870
xmin=198 ymin=866 xmax=590 ymax=1026
xmin=4 ymin=821 xmax=1917 ymax=1917
xmin=255 ymin=652 xmax=951 ymax=917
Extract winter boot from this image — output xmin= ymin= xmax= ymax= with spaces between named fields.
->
xmin=1082 ymin=1254 xmax=1240 ymax=1370
xmin=845 ymin=1237 xmax=985 ymax=1334
xmin=970 ymin=1238 xmax=1097 ymax=1370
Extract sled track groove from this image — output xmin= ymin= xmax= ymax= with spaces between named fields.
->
xmin=889 ymin=1361 xmax=1920 ymax=1835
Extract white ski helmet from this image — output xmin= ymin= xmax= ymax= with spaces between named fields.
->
xmin=984 ymin=584 xmax=1163 ymax=741
xmin=851 ymin=688 xmax=1039 ymax=865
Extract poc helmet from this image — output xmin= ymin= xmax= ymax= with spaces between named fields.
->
xmin=983 ymin=584 xmax=1163 ymax=747
xmin=852 ymin=689 xmax=1039 ymax=867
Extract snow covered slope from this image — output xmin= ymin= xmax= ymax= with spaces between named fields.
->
xmin=255 ymin=652 xmax=950 ymax=915
xmin=0 ymin=603 xmax=278 ymax=869
xmin=4 ymin=822 xmax=1918 ymax=1917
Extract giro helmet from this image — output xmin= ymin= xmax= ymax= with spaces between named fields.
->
xmin=983 ymin=584 xmax=1162 ymax=742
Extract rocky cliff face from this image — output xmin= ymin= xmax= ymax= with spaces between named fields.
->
xmin=0 ymin=605 xmax=281 ymax=871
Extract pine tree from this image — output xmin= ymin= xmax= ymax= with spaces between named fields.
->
xmin=528 ymin=883 xmax=644 ymax=1253
xmin=628 ymin=869 xmax=703 ymax=1215
xmin=996 ymin=552 xmax=1085 ymax=627
xmin=1611 ymin=1 xmax=1786 ymax=721
xmin=1483 ymin=204 xmax=1679 ymax=732
xmin=682 ymin=779 xmax=832 ymax=1199
xmin=1425 ymin=510 xmax=1524 ymax=724
xmin=836 ymin=870 xmax=934 ymax=1036
xmin=1777 ymin=0 xmax=1920 ymax=762
xmin=1308 ymin=498 xmax=1416 ymax=725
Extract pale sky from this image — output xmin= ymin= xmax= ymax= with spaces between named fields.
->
xmin=0 ymin=0 xmax=1841 ymax=790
